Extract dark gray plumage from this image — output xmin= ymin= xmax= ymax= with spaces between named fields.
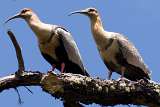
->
xmin=69 ymin=7 xmax=151 ymax=81
xmin=5 ymin=8 xmax=89 ymax=76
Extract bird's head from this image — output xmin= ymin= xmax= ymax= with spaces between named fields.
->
xmin=5 ymin=8 xmax=35 ymax=23
xmin=69 ymin=7 xmax=99 ymax=19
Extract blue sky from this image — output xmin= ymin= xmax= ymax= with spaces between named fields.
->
xmin=0 ymin=0 xmax=159 ymax=107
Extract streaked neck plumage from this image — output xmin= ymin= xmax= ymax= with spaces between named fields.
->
xmin=25 ymin=13 xmax=52 ymax=43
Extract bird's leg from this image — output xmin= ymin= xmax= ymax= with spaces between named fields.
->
xmin=117 ymin=67 xmax=126 ymax=81
xmin=121 ymin=67 xmax=125 ymax=79
xmin=60 ymin=62 xmax=65 ymax=73
xmin=108 ymin=70 xmax=112 ymax=80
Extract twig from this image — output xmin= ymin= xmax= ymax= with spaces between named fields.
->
xmin=7 ymin=30 xmax=25 ymax=75
xmin=14 ymin=88 xmax=23 ymax=104
xmin=24 ymin=86 xmax=33 ymax=94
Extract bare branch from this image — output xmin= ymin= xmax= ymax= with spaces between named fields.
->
xmin=7 ymin=30 xmax=25 ymax=75
xmin=0 ymin=72 xmax=159 ymax=107
xmin=0 ymin=71 xmax=43 ymax=92
xmin=3 ymin=30 xmax=159 ymax=107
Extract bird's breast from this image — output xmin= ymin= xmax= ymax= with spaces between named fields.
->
xmin=39 ymin=35 xmax=60 ymax=61
xmin=99 ymin=40 xmax=120 ymax=68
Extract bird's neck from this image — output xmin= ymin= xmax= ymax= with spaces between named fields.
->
xmin=91 ymin=16 xmax=104 ymax=36
xmin=90 ymin=16 xmax=107 ymax=46
xmin=91 ymin=15 xmax=103 ymax=26
xmin=26 ymin=16 xmax=52 ymax=43
xmin=26 ymin=14 xmax=42 ymax=26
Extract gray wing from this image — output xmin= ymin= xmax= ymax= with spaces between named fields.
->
xmin=116 ymin=33 xmax=151 ymax=75
xmin=55 ymin=27 xmax=85 ymax=71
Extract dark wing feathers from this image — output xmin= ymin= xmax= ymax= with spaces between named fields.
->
xmin=116 ymin=34 xmax=151 ymax=76
xmin=55 ymin=27 xmax=88 ymax=75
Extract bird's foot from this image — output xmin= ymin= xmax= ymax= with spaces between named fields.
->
xmin=117 ymin=77 xmax=130 ymax=82
xmin=138 ymin=79 xmax=147 ymax=84
xmin=117 ymin=77 xmax=135 ymax=86
xmin=117 ymin=77 xmax=124 ymax=81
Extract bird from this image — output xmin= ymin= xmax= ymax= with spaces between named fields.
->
xmin=5 ymin=8 xmax=89 ymax=76
xmin=69 ymin=7 xmax=151 ymax=81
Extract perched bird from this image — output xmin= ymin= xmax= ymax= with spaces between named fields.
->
xmin=69 ymin=7 xmax=151 ymax=81
xmin=5 ymin=8 xmax=89 ymax=76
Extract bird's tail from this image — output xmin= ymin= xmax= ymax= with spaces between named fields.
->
xmin=84 ymin=68 xmax=90 ymax=77
xmin=144 ymin=69 xmax=151 ymax=80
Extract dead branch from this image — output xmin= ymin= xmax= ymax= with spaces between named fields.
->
xmin=0 ymin=72 xmax=160 ymax=107
xmin=7 ymin=30 xmax=25 ymax=75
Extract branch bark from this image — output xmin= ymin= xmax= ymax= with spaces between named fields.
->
xmin=0 ymin=72 xmax=160 ymax=107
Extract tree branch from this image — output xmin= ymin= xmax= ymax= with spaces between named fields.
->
xmin=2 ymin=30 xmax=160 ymax=107
xmin=0 ymin=72 xmax=160 ymax=107
xmin=0 ymin=71 xmax=43 ymax=92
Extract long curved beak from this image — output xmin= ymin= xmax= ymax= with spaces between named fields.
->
xmin=5 ymin=13 xmax=22 ymax=24
xmin=68 ymin=9 xmax=88 ymax=16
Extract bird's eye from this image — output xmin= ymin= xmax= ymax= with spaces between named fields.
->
xmin=88 ymin=9 xmax=95 ymax=12
xmin=21 ymin=9 xmax=29 ymax=13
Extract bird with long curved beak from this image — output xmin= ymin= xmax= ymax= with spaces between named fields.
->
xmin=5 ymin=8 xmax=89 ymax=76
xmin=69 ymin=7 xmax=151 ymax=81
